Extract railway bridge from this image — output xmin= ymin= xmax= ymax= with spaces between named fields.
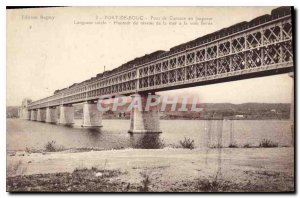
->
xmin=19 ymin=7 xmax=294 ymax=133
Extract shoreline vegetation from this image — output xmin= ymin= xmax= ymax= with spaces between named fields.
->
xmin=6 ymin=137 xmax=288 ymax=156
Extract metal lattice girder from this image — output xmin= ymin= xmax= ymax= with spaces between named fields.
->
xmin=246 ymin=30 xmax=262 ymax=49
xmin=169 ymin=70 xmax=176 ymax=83
xmin=178 ymin=55 xmax=186 ymax=66
xmin=195 ymin=63 xmax=206 ymax=78
xmin=232 ymin=36 xmax=245 ymax=53
xmin=232 ymin=52 xmax=246 ymax=71
xmin=219 ymin=41 xmax=231 ymax=57
xmin=131 ymin=80 xmax=136 ymax=89
xmin=155 ymin=63 xmax=161 ymax=73
xmin=282 ymin=20 xmax=292 ymax=40
xmin=247 ymin=48 xmax=262 ymax=68
xmin=187 ymin=65 xmax=196 ymax=79
xmin=187 ymin=52 xmax=195 ymax=65
xmin=207 ymin=60 xmax=217 ymax=76
xmin=143 ymin=67 xmax=148 ymax=76
xmin=149 ymin=65 xmax=155 ymax=75
xmin=162 ymin=60 xmax=168 ymax=71
xmin=196 ymin=49 xmax=205 ymax=62
xmin=176 ymin=68 xmax=185 ymax=81
xmin=162 ymin=72 xmax=168 ymax=84
xmin=169 ymin=57 xmax=177 ymax=69
xmin=154 ymin=74 xmax=161 ymax=85
xmin=282 ymin=40 xmax=293 ymax=62
xmin=207 ymin=45 xmax=217 ymax=60
xmin=143 ymin=77 xmax=148 ymax=88
xmin=139 ymin=68 xmax=143 ymax=77
xmin=132 ymin=71 xmax=136 ymax=78
xmin=127 ymin=72 xmax=132 ymax=80
xmin=263 ymin=43 xmax=281 ymax=65
xmin=263 ymin=23 xmax=281 ymax=44
xmin=28 ymin=16 xmax=294 ymax=110
xmin=218 ymin=57 xmax=231 ymax=74
xmin=149 ymin=75 xmax=155 ymax=86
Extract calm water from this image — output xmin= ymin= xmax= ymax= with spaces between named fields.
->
xmin=7 ymin=118 xmax=292 ymax=151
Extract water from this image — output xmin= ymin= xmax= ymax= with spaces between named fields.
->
xmin=6 ymin=119 xmax=292 ymax=151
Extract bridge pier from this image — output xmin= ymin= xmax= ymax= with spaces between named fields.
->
xmin=30 ymin=110 xmax=37 ymax=121
xmin=37 ymin=109 xmax=46 ymax=122
xmin=128 ymin=93 xmax=161 ymax=133
xmin=58 ymin=105 xmax=74 ymax=125
xmin=46 ymin=107 xmax=58 ymax=123
xmin=23 ymin=109 xmax=30 ymax=120
xmin=82 ymin=101 xmax=103 ymax=128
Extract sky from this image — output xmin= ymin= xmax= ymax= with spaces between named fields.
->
xmin=6 ymin=6 xmax=293 ymax=106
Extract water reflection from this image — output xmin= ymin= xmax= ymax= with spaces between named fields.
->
xmin=129 ymin=133 xmax=164 ymax=149
xmin=62 ymin=124 xmax=74 ymax=128
xmin=85 ymin=127 xmax=102 ymax=133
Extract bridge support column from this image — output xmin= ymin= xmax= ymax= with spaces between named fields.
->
xmin=82 ymin=101 xmax=103 ymax=127
xmin=30 ymin=110 xmax=37 ymax=121
xmin=128 ymin=93 xmax=161 ymax=133
xmin=46 ymin=107 xmax=58 ymax=123
xmin=37 ymin=109 xmax=46 ymax=122
xmin=23 ymin=109 xmax=30 ymax=119
xmin=59 ymin=105 xmax=74 ymax=125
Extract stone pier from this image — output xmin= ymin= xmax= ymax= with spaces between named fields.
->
xmin=37 ymin=109 xmax=46 ymax=122
xmin=129 ymin=93 xmax=161 ymax=133
xmin=46 ymin=107 xmax=58 ymax=123
xmin=82 ymin=101 xmax=103 ymax=127
xmin=58 ymin=105 xmax=74 ymax=125
xmin=23 ymin=109 xmax=30 ymax=120
xmin=30 ymin=110 xmax=37 ymax=121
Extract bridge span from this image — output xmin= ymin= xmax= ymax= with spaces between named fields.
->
xmin=19 ymin=7 xmax=294 ymax=133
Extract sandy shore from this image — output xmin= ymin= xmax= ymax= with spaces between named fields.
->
xmin=6 ymin=147 xmax=294 ymax=192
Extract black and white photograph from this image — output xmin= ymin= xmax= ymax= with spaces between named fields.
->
xmin=5 ymin=5 xmax=295 ymax=192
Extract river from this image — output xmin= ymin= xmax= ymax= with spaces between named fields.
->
xmin=6 ymin=119 xmax=292 ymax=151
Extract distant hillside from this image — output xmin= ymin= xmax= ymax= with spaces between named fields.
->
xmin=163 ymin=103 xmax=291 ymax=120
xmin=6 ymin=106 xmax=19 ymax=118
xmin=7 ymin=103 xmax=291 ymax=120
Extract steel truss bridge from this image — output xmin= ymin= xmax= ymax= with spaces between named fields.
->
xmin=28 ymin=7 xmax=294 ymax=110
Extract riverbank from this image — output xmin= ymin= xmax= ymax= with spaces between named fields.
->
xmin=6 ymin=147 xmax=294 ymax=192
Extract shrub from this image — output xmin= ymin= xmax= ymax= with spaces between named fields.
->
xmin=243 ymin=143 xmax=251 ymax=148
xmin=259 ymin=139 xmax=278 ymax=148
xmin=179 ymin=137 xmax=195 ymax=149
xmin=139 ymin=173 xmax=151 ymax=192
xmin=133 ymin=135 xmax=165 ymax=149
xmin=44 ymin=140 xmax=64 ymax=152
xmin=228 ymin=143 xmax=238 ymax=148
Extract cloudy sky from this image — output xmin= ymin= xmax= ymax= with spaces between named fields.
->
xmin=7 ymin=6 xmax=293 ymax=106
